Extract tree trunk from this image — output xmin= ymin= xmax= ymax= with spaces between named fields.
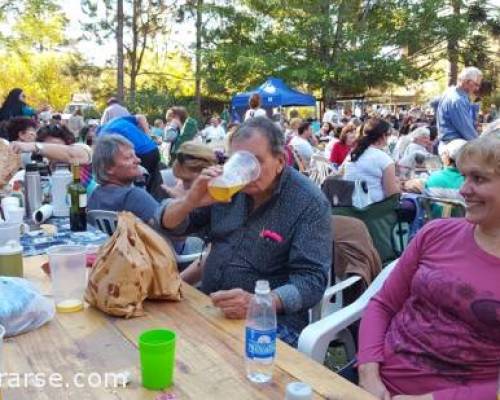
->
xmin=195 ymin=0 xmax=203 ymax=118
xmin=447 ymin=0 xmax=460 ymax=86
xmin=117 ymin=0 xmax=125 ymax=102
xmin=129 ymin=0 xmax=141 ymax=108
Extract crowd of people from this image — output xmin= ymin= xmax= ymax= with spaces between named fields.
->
xmin=0 ymin=63 xmax=499 ymax=399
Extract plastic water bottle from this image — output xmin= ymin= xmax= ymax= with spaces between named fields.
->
xmin=51 ymin=164 xmax=72 ymax=217
xmin=245 ymin=280 xmax=277 ymax=383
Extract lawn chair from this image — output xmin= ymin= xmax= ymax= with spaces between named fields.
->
xmin=299 ymin=259 xmax=398 ymax=364
xmin=331 ymin=194 xmax=410 ymax=265
xmin=419 ymin=195 xmax=466 ymax=220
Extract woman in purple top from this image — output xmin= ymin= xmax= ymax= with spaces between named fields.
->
xmin=358 ymin=128 xmax=500 ymax=400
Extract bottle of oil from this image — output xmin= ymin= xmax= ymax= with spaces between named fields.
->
xmin=68 ymin=163 xmax=87 ymax=231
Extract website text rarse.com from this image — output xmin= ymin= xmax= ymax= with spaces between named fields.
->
xmin=0 ymin=372 xmax=128 ymax=389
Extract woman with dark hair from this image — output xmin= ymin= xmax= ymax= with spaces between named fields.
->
xmin=5 ymin=117 xmax=38 ymax=142
xmin=329 ymin=124 xmax=357 ymax=166
xmin=10 ymin=124 xmax=96 ymax=193
xmin=244 ymin=93 xmax=266 ymax=121
xmin=0 ymin=89 xmax=36 ymax=121
xmin=37 ymin=124 xmax=76 ymax=145
xmin=343 ymin=118 xmax=400 ymax=204
xmin=319 ymin=122 xmax=334 ymax=140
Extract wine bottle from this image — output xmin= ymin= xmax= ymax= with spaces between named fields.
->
xmin=68 ymin=163 xmax=87 ymax=232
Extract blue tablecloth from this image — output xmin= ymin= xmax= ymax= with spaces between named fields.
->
xmin=21 ymin=218 xmax=108 ymax=256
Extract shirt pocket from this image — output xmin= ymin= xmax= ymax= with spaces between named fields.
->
xmin=246 ymin=238 xmax=290 ymax=276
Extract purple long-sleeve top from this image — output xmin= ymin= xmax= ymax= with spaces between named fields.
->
xmin=358 ymin=219 xmax=500 ymax=400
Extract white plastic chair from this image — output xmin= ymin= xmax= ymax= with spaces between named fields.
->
xmin=87 ymin=210 xmax=203 ymax=265
xmin=299 ymin=259 xmax=398 ymax=364
xmin=308 ymin=154 xmax=336 ymax=186
xmin=309 ymin=275 xmax=362 ymax=324
xmin=88 ymin=210 xmax=118 ymax=236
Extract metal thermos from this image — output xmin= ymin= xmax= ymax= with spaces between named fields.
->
xmin=24 ymin=163 xmax=42 ymax=218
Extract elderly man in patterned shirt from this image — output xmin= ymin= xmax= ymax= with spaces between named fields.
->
xmin=158 ymin=117 xmax=332 ymax=345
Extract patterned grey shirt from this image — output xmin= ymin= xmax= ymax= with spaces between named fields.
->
xmin=157 ymin=167 xmax=332 ymax=333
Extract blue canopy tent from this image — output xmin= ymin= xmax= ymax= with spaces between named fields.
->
xmin=231 ymin=77 xmax=316 ymax=121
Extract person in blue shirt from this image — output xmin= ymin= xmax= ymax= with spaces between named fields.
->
xmin=98 ymin=114 xmax=163 ymax=200
xmin=0 ymin=88 xmax=36 ymax=122
xmin=436 ymin=67 xmax=482 ymax=145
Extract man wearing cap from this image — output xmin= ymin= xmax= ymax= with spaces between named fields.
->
xmin=436 ymin=67 xmax=482 ymax=146
xmin=100 ymin=97 xmax=130 ymax=125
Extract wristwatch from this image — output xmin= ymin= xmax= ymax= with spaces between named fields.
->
xmin=33 ymin=142 xmax=44 ymax=156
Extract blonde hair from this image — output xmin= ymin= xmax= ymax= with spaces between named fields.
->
xmin=289 ymin=117 xmax=302 ymax=130
xmin=456 ymin=130 xmax=500 ymax=176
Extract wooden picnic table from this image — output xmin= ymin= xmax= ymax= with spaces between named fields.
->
xmin=3 ymin=256 xmax=376 ymax=400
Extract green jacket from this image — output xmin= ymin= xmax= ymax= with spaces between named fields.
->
xmin=169 ymin=117 xmax=199 ymax=164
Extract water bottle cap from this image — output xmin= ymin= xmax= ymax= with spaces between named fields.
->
xmin=285 ymin=381 xmax=313 ymax=400
xmin=25 ymin=163 xmax=39 ymax=172
xmin=255 ymin=280 xmax=270 ymax=294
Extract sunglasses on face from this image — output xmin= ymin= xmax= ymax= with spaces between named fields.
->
xmin=177 ymin=153 xmax=206 ymax=163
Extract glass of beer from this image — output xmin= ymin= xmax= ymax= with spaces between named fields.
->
xmin=48 ymin=245 xmax=87 ymax=313
xmin=208 ymin=151 xmax=260 ymax=202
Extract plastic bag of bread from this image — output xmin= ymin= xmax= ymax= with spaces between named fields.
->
xmin=0 ymin=139 xmax=21 ymax=189
xmin=85 ymin=212 xmax=182 ymax=318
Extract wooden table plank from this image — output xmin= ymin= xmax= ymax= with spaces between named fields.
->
xmin=2 ymin=256 xmax=376 ymax=400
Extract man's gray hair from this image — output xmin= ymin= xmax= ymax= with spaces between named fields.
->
xmin=92 ymin=134 xmax=134 ymax=184
xmin=230 ymin=116 xmax=285 ymax=156
xmin=410 ymin=126 xmax=430 ymax=141
xmin=458 ymin=67 xmax=482 ymax=83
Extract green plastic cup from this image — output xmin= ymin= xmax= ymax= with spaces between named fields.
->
xmin=139 ymin=329 xmax=176 ymax=390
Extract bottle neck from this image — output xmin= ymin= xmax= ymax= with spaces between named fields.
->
xmin=72 ymin=165 xmax=80 ymax=182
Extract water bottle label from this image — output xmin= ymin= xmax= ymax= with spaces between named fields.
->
xmin=245 ymin=327 xmax=276 ymax=359
xmin=79 ymin=194 xmax=87 ymax=208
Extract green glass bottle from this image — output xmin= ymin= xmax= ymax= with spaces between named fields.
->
xmin=68 ymin=163 xmax=87 ymax=232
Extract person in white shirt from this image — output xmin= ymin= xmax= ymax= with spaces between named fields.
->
xmin=398 ymin=126 xmax=433 ymax=169
xmin=38 ymin=105 xmax=52 ymax=125
xmin=67 ymin=109 xmax=85 ymax=139
xmin=100 ymin=97 xmax=130 ymax=125
xmin=289 ymin=121 xmax=315 ymax=168
xmin=244 ymin=93 xmax=267 ymax=121
xmin=343 ymin=118 xmax=400 ymax=204
xmin=323 ymin=102 xmax=340 ymax=125
xmin=203 ymin=117 xmax=226 ymax=143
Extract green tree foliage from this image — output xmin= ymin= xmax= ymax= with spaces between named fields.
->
xmin=81 ymin=0 xmax=181 ymax=106
xmin=0 ymin=0 xmax=80 ymax=110
xmin=201 ymin=0 xmax=499 ymax=100
xmin=201 ymin=0 xmax=432 ymax=100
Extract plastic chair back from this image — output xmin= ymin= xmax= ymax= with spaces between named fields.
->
xmin=88 ymin=210 xmax=118 ymax=236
